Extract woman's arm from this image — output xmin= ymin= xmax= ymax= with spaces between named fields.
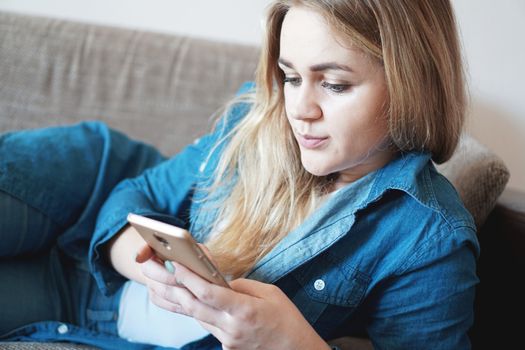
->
xmin=104 ymin=224 xmax=150 ymax=285
xmin=89 ymin=126 xmax=227 ymax=295
xmin=89 ymin=91 xmax=253 ymax=296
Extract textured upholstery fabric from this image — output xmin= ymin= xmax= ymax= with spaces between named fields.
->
xmin=0 ymin=10 xmax=510 ymax=350
xmin=0 ymin=11 xmax=259 ymax=157
xmin=0 ymin=343 xmax=96 ymax=350
xmin=437 ymin=135 xmax=510 ymax=229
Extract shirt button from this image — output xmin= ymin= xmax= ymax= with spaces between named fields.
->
xmin=57 ymin=323 xmax=69 ymax=334
xmin=314 ymin=279 xmax=325 ymax=291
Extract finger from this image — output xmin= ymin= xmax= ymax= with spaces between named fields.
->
xmin=162 ymin=275 xmax=229 ymax=329
xmin=135 ymin=244 xmax=154 ymax=263
xmin=198 ymin=321 xmax=231 ymax=349
xmin=148 ymin=286 xmax=188 ymax=315
xmin=147 ymin=277 xmax=187 ymax=300
xmin=141 ymin=258 xmax=180 ymax=286
xmin=172 ymin=261 xmax=245 ymax=315
xmin=148 ymin=284 xmax=232 ymax=345
xmin=198 ymin=320 xmax=225 ymax=338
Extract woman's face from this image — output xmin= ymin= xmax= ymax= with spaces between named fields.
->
xmin=279 ymin=6 xmax=393 ymax=188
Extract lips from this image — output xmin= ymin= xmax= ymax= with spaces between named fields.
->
xmin=296 ymin=133 xmax=328 ymax=149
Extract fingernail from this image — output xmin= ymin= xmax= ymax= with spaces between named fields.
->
xmin=164 ymin=260 xmax=175 ymax=274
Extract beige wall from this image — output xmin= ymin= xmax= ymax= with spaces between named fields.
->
xmin=453 ymin=0 xmax=525 ymax=191
xmin=1 ymin=0 xmax=524 ymax=191
xmin=0 ymin=0 xmax=270 ymax=45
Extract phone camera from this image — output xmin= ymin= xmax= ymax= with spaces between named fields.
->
xmin=153 ymin=232 xmax=171 ymax=250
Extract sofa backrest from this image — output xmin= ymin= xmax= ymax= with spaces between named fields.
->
xmin=0 ymin=11 xmax=259 ymax=156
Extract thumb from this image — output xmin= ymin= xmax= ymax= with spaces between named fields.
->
xmin=135 ymin=244 xmax=154 ymax=263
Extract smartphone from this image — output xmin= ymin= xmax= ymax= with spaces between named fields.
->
xmin=127 ymin=213 xmax=230 ymax=288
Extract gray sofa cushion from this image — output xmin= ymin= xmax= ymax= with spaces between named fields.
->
xmin=0 ymin=11 xmax=259 ymax=156
xmin=437 ymin=135 xmax=510 ymax=228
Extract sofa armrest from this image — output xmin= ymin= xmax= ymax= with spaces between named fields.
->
xmin=469 ymin=187 xmax=525 ymax=348
xmin=491 ymin=188 xmax=525 ymax=258
xmin=482 ymin=187 xmax=525 ymax=267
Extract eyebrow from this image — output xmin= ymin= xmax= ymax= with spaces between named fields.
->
xmin=278 ymin=58 xmax=354 ymax=73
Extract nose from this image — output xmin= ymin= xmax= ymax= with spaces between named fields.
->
xmin=288 ymin=84 xmax=322 ymax=121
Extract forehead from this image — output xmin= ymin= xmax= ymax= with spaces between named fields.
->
xmin=279 ymin=6 xmax=363 ymax=66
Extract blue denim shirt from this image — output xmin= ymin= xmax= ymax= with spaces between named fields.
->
xmin=0 ymin=82 xmax=479 ymax=349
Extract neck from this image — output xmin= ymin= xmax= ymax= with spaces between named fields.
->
xmin=330 ymin=150 xmax=398 ymax=192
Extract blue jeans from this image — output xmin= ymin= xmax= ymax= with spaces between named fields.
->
xmin=0 ymin=122 xmax=158 ymax=347
xmin=0 ymin=190 xmax=73 ymax=334
xmin=0 ymin=183 xmax=154 ymax=349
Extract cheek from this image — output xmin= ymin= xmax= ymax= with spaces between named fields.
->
xmin=283 ymin=88 xmax=296 ymax=120
xmin=325 ymin=103 xmax=388 ymax=150
xmin=342 ymin=86 xmax=388 ymax=134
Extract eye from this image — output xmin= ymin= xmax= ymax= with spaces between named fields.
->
xmin=283 ymin=77 xmax=301 ymax=87
xmin=321 ymin=81 xmax=351 ymax=93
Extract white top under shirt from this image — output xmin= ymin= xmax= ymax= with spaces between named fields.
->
xmin=117 ymin=280 xmax=210 ymax=347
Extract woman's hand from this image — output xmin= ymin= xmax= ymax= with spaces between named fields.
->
xmin=137 ymin=246 xmax=330 ymax=350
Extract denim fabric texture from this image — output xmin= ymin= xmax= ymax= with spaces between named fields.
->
xmin=0 ymin=190 xmax=73 ymax=333
xmin=0 ymin=82 xmax=479 ymax=349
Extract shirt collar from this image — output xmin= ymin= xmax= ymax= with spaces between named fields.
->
xmin=248 ymin=152 xmax=436 ymax=282
xmin=367 ymin=151 xmax=438 ymax=211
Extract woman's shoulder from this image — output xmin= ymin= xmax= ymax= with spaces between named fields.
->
xmin=333 ymin=152 xmax=480 ymax=284
xmin=362 ymin=152 xmax=479 ymax=259
xmin=370 ymin=152 xmax=476 ymax=229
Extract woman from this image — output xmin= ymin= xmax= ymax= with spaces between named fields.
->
xmin=0 ymin=0 xmax=478 ymax=349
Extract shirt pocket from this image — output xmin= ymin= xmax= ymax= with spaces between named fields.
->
xmin=295 ymin=251 xmax=370 ymax=306
xmin=291 ymin=252 xmax=371 ymax=333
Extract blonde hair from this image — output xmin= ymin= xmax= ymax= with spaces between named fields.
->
xmin=203 ymin=0 xmax=466 ymax=278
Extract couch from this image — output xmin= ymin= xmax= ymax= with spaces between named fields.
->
xmin=1 ymin=11 xmax=523 ymax=350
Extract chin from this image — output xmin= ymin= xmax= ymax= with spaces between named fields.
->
xmin=301 ymin=161 xmax=332 ymax=177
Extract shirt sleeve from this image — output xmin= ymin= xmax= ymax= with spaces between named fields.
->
xmin=366 ymin=226 xmax=479 ymax=350
xmin=89 ymin=82 xmax=255 ymax=295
